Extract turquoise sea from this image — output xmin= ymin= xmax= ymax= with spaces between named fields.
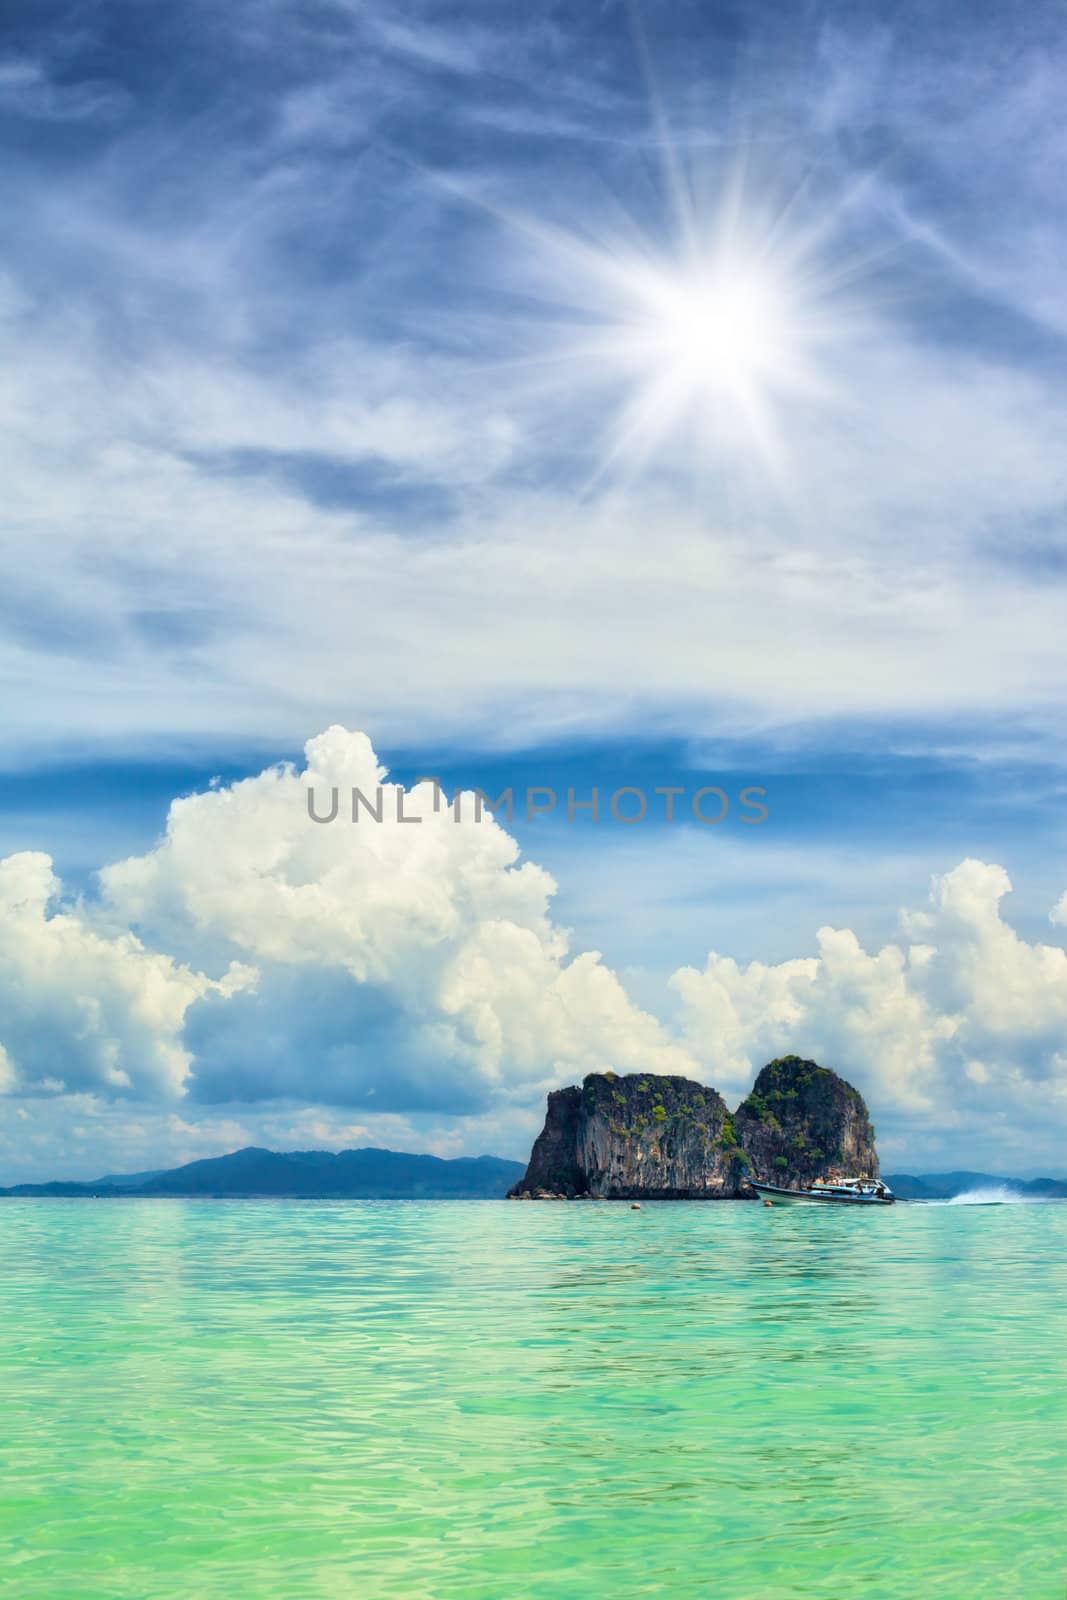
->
xmin=1 ymin=1196 xmax=1064 ymax=1599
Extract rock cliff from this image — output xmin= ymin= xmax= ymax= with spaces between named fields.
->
xmin=734 ymin=1056 xmax=878 ymax=1188
xmin=510 ymin=1057 xmax=878 ymax=1199
xmin=509 ymin=1071 xmax=745 ymax=1199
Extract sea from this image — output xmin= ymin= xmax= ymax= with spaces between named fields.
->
xmin=1 ymin=1193 xmax=1064 ymax=1599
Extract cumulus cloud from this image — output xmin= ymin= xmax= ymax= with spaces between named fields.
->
xmin=2 ymin=731 xmax=1066 ymax=1177
xmin=94 ymin=726 xmax=697 ymax=1114
xmin=673 ymin=858 xmax=1067 ymax=1168
xmin=1 ymin=727 xmax=698 ymax=1148
xmin=0 ymin=850 xmax=252 ymax=1100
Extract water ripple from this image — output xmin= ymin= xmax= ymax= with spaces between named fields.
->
xmin=1 ymin=1199 xmax=1064 ymax=1598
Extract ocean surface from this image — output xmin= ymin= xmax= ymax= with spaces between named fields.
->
xmin=1 ymin=1195 xmax=1064 ymax=1599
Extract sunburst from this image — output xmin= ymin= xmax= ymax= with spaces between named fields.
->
xmin=492 ymin=166 xmax=865 ymax=480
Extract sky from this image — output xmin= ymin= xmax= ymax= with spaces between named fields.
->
xmin=2 ymin=0 xmax=1067 ymax=1181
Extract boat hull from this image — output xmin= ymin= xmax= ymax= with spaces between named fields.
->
xmin=749 ymin=1180 xmax=894 ymax=1205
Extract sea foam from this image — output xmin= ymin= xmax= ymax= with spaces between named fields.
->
xmin=945 ymin=1185 xmax=1032 ymax=1205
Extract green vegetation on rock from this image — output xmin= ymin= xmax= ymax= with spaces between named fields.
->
xmin=509 ymin=1057 xmax=877 ymax=1200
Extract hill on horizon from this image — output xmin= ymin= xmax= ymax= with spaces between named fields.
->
xmin=884 ymin=1171 xmax=1067 ymax=1199
xmin=3 ymin=1150 xmax=1064 ymax=1201
xmin=0 ymin=1145 xmax=526 ymax=1199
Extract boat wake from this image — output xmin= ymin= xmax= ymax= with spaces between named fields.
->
xmin=944 ymin=1186 xmax=1033 ymax=1206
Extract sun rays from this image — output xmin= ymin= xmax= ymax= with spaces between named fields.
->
xmin=496 ymin=170 xmax=862 ymax=482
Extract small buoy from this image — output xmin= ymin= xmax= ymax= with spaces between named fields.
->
xmin=763 ymin=1200 xmax=773 ymax=1207
xmin=631 ymin=1203 xmax=641 ymax=1210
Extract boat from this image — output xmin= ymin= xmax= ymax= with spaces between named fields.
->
xmin=749 ymin=1176 xmax=895 ymax=1205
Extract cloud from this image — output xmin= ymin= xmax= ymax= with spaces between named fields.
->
xmin=0 ymin=727 xmax=695 ymax=1131
xmin=96 ymin=726 xmax=697 ymax=1112
xmin=0 ymin=56 xmax=128 ymax=122
xmin=363 ymin=15 xmax=501 ymax=76
xmin=2 ymin=3 xmax=1067 ymax=767
xmin=0 ymin=850 xmax=252 ymax=1100
xmin=673 ymin=858 xmax=1067 ymax=1168
xmin=1 ymin=730 xmax=1066 ymax=1176
xmin=4 ymin=4 xmax=1067 ymax=1182
xmin=813 ymin=11 xmax=1067 ymax=337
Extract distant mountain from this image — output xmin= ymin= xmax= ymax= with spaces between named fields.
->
xmin=93 ymin=1167 xmax=170 ymax=1189
xmin=6 ymin=1152 xmax=1062 ymax=1201
xmin=885 ymin=1171 xmax=1067 ymax=1199
xmin=0 ymin=1146 xmax=526 ymax=1199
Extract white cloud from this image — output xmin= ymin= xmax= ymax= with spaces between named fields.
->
xmin=96 ymin=726 xmax=696 ymax=1109
xmin=0 ymin=850 xmax=253 ymax=1100
xmin=1 ymin=727 xmax=695 ymax=1133
xmin=2 ymin=733 xmax=1066 ymax=1177
xmin=3 ymin=47 xmax=1067 ymax=765
xmin=673 ymin=859 xmax=1067 ymax=1167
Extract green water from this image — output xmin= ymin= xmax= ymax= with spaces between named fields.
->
xmin=1 ymin=1199 xmax=1064 ymax=1599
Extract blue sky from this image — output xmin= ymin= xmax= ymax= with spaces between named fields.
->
xmin=2 ymin=0 xmax=1067 ymax=1180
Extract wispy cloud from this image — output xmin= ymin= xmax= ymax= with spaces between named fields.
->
xmin=3 ymin=2 xmax=1067 ymax=764
xmin=0 ymin=54 xmax=128 ymax=122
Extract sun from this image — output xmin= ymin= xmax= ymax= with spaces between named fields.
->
xmin=495 ymin=170 xmax=855 ymax=478
xmin=616 ymin=254 xmax=796 ymax=424
xmin=638 ymin=270 xmax=786 ymax=392
xmin=567 ymin=230 xmax=830 ymax=475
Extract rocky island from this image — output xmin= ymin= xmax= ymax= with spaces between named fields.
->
xmin=509 ymin=1055 xmax=878 ymax=1199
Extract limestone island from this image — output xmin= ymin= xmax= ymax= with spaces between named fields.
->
xmin=508 ymin=1055 xmax=878 ymax=1200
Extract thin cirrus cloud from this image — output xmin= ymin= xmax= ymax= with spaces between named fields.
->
xmin=0 ymin=728 xmax=1066 ymax=1180
xmin=1 ymin=2 xmax=1067 ymax=766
